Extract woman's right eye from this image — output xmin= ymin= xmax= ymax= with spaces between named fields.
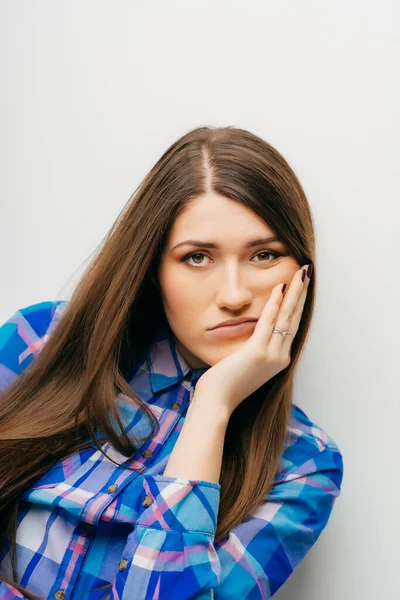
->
xmin=180 ymin=252 xmax=209 ymax=266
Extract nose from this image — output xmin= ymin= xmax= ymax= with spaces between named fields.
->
xmin=215 ymin=269 xmax=253 ymax=310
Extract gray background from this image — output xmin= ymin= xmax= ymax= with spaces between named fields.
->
xmin=0 ymin=2 xmax=399 ymax=599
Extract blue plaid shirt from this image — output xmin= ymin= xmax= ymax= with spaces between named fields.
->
xmin=0 ymin=301 xmax=344 ymax=599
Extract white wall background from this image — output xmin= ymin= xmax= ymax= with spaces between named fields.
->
xmin=1 ymin=1 xmax=399 ymax=598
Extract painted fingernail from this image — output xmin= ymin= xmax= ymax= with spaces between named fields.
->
xmin=307 ymin=264 xmax=313 ymax=279
xmin=301 ymin=269 xmax=306 ymax=283
xmin=282 ymin=283 xmax=287 ymax=293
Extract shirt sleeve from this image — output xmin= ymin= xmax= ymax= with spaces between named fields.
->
xmin=0 ymin=301 xmax=62 ymax=393
xmin=0 ymin=301 xmax=64 ymax=599
xmin=110 ymin=443 xmax=344 ymax=599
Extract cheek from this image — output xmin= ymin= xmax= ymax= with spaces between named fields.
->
xmin=159 ymin=268 xmax=204 ymax=316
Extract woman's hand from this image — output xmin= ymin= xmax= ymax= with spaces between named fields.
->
xmin=194 ymin=264 xmax=313 ymax=417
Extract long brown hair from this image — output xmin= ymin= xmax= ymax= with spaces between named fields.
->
xmin=0 ymin=126 xmax=316 ymax=598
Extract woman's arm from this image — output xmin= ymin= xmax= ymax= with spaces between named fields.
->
xmin=163 ymin=389 xmax=231 ymax=482
xmin=0 ymin=301 xmax=63 ymax=393
xmin=108 ymin=382 xmax=343 ymax=599
xmin=109 ymin=435 xmax=342 ymax=599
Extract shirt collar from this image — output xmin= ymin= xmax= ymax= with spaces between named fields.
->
xmin=146 ymin=321 xmax=211 ymax=394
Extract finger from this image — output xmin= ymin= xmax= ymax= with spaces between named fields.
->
xmin=251 ymin=281 xmax=286 ymax=346
xmin=282 ymin=276 xmax=310 ymax=352
xmin=268 ymin=266 xmax=309 ymax=353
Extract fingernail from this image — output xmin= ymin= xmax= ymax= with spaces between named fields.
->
xmin=301 ymin=269 xmax=306 ymax=283
xmin=307 ymin=264 xmax=313 ymax=279
xmin=282 ymin=283 xmax=287 ymax=293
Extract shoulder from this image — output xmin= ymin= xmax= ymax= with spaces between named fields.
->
xmin=0 ymin=300 xmax=69 ymax=391
xmin=275 ymin=402 xmax=344 ymax=484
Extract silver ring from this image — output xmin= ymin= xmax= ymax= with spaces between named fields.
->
xmin=273 ymin=327 xmax=295 ymax=339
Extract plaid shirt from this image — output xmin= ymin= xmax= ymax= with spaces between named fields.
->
xmin=0 ymin=301 xmax=344 ymax=600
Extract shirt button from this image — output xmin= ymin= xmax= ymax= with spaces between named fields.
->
xmin=107 ymin=484 xmax=119 ymax=494
xmin=171 ymin=402 xmax=181 ymax=410
xmin=142 ymin=495 xmax=153 ymax=507
xmin=142 ymin=449 xmax=152 ymax=458
xmin=118 ymin=559 xmax=128 ymax=572
xmin=54 ymin=591 xmax=65 ymax=600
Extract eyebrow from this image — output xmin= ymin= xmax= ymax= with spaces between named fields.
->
xmin=171 ymin=236 xmax=281 ymax=251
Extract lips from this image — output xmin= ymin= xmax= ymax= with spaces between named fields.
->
xmin=208 ymin=320 xmax=257 ymax=336
xmin=210 ymin=318 xmax=257 ymax=330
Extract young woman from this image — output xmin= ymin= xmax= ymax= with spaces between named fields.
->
xmin=0 ymin=126 xmax=344 ymax=599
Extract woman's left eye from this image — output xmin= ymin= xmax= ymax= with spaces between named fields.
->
xmin=180 ymin=250 xmax=282 ymax=266
xmin=253 ymin=251 xmax=281 ymax=262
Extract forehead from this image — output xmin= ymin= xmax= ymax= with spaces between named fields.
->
xmin=168 ymin=193 xmax=275 ymax=238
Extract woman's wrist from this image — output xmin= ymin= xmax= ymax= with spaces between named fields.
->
xmin=162 ymin=389 xmax=230 ymax=482
xmin=188 ymin=387 xmax=232 ymax=425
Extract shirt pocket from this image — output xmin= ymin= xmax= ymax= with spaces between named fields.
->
xmin=20 ymin=442 xmax=132 ymax=522
xmin=22 ymin=447 xmax=95 ymax=500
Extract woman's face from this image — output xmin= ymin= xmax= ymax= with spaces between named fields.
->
xmin=156 ymin=192 xmax=301 ymax=368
